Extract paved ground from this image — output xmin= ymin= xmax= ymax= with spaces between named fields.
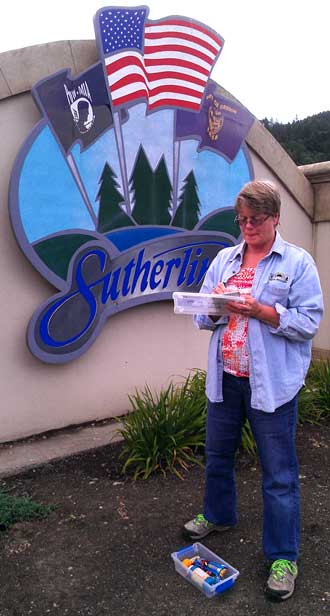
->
xmin=0 ymin=421 xmax=329 ymax=615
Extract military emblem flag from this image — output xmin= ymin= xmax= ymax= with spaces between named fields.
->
xmin=175 ymin=81 xmax=255 ymax=161
xmin=95 ymin=6 xmax=224 ymax=111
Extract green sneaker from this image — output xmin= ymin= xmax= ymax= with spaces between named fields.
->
xmin=183 ymin=513 xmax=231 ymax=539
xmin=266 ymin=559 xmax=298 ymax=600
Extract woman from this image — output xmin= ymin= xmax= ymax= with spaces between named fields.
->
xmin=184 ymin=180 xmax=323 ymax=601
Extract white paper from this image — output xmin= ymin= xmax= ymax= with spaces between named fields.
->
xmin=172 ymin=291 xmax=244 ymax=315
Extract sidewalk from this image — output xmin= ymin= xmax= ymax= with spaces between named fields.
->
xmin=0 ymin=419 xmax=123 ymax=478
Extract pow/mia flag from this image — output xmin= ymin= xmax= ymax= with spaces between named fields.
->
xmin=175 ymin=80 xmax=254 ymax=162
xmin=32 ymin=62 xmax=127 ymax=154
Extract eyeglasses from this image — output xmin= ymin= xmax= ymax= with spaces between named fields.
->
xmin=234 ymin=214 xmax=270 ymax=228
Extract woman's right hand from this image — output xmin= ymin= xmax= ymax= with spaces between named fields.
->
xmin=212 ymin=282 xmax=226 ymax=295
xmin=209 ymin=282 xmax=226 ymax=321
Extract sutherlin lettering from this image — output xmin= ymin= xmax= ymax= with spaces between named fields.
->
xmin=28 ymin=234 xmax=231 ymax=361
xmin=38 ymin=244 xmax=212 ymax=348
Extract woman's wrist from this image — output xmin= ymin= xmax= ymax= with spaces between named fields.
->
xmin=255 ymin=302 xmax=280 ymax=327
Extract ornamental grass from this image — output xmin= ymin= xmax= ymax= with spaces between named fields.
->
xmin=118 ymin=370 xmax=207 ymax=480
xmin=118 ymin=361 xmax=329 ymax=479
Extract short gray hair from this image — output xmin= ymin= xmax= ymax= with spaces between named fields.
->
xmin=235 ymin=180 xmax=281 ymax=216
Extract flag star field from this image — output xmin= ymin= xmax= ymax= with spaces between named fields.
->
xmin=99 ymin=9 xmax=146 ymax=53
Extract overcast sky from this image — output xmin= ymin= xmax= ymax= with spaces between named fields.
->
xmin=1 ymin=0 xmax=328 ymax=123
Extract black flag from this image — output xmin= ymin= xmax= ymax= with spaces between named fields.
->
xmin=32 ymin=62 xmax=127 ymax=154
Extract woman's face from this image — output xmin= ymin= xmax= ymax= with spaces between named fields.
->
xmin=237 ymin=200 xmax=279 ymax=251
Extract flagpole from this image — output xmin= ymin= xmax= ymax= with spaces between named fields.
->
xmin=172 ymin=139 xmax=181 ymax=215
xmin=66 ymin=153 xmax=98 ymax=227
xmin=113 ymin=111 xmax=131 ymax=216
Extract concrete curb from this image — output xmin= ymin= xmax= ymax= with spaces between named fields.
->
xmin=0 ymin=420 xmax=123 ymax=478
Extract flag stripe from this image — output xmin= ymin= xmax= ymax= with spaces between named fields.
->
xmin=113 ymin=90 xmax=149 ymax=107
xmin=109 ymin=74 xmax=148 ymax=94
xmin=113 ymin=89 xmax=201 ymax=111
xmin=144 ymin=30 xmax=220 ymax=57
xmin=148 ymin=73 xmax=205 ymax=87
xmin=147 ymin=18 xmax=223 ymax=47
xmin=106 ymin=57 xmax=147 ymax=86
xmin=145 ymin=57 xmax=210 ymax=77
xmin=109 ymin=75 xmax=205 ymax=102
xmin=146 ymin=64 xmax=207 ymax=82
xmin=149 ymin=92 xmax=201 ymax=108
xmin=145 ymin=51 xmax=212 ymax=73
xmin=111 ymin=80 xmax=203 ymax=101
xmin=144 ymin=43 xmax=215 ymax=66
xmin=108 ymin=69 xmax=206 ymax=91
xmin=106 ymin=52 xmax=146 ymax=74
xmin=113 ymin=94 xmax=200 ymax=112
xmin=150 ymin=84 xmax=204 ymax=98
xmin=149 ymin=100 xmax=200 ymax=111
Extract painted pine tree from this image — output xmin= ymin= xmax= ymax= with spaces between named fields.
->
xmin=152 ymin=156 xmax=172 ymax=225
xmin=171 ymin=170 xmax=200 ymax=229
xmin=131 ymin=146 xmax=155 ymax=224
xmin=131 ymin=146 xmax=171 ymax=225
xmin=96 ymin=163 xmax=133 ymax=233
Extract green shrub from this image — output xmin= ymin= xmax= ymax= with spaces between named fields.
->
xmin=118 ymin=370 xmax=207 ymax=479
xmin=0 ymin=491 xmax=55 ymax=530
xmin=119 ymin=360 xmax=330 ymax=480
xmin=298 ymin=359 xmax=330 ymax=423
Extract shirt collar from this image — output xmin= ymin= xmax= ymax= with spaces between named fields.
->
xmin=229 ymin=231 xmax=285 ymax=262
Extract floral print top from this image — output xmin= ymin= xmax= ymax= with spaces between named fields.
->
xmin=222 ymin=267 xmax=255 ymax=377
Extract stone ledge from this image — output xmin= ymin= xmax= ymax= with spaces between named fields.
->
xmin=0 ymin=40 xmax=98 ymax=100
xmin=299 ymin=161 xmax=330 ymax=184
xmin=299 ymin=163 xmax=330 ymax=222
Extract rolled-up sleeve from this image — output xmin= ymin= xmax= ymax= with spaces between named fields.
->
xmin=269 ymin=256 xmax=323 ymax=341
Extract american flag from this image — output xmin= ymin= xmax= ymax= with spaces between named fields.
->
xmin=95 ymin=7 xmax=224 ymax=112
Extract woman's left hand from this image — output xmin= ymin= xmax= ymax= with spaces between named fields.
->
xmin=226 ymin=294 xmax=280 ymax=327
xmin=226 ymin=294 xmax=260 ymax=318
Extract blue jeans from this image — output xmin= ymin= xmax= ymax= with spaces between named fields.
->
xmin=204 ymin=371 xmax=300 ymax=562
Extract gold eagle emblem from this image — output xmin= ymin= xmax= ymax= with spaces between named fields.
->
xmin=207 ymin=94 xmax=224 ymax=141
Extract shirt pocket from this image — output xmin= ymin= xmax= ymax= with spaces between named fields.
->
xmin=261 ymin=279 xmax=291 ymax=305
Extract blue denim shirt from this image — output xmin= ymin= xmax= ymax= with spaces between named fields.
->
xmin=194 ymin=232 xmax=324 ymax=412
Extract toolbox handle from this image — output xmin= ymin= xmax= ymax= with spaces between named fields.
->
xmin=174 ymin=544 xmax=195 ymax=557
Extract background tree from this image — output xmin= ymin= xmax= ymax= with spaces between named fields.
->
xmin=261 ymin=111 xmax=330 ymax=165
xmin=171 ymin=171 xmax=200 ymax=229
xmin=96 ymin=163 xmax=133 ymax=233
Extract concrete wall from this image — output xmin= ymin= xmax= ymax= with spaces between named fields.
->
xmin=0 ymin=41 xmax=327 ymax=443
xmin=299 ymin=162 xmax=330 ymax=356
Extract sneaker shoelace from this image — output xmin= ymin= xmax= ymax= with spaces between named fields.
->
xmin=270 ymin=559 xmax=297 ymax=581
xmin=194 ymin=513 xmax=208 ymax=525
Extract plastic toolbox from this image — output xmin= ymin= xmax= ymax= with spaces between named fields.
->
xmin=171 ymin=542 xmax=239 ymax=598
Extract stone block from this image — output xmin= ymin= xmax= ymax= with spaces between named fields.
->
xmin=0 ymin=42 xmax=74 ymax=98
xmin=69 ymin=40 xmax=98 ymax=75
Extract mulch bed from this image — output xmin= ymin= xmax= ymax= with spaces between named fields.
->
xmin=0 ymin=422 xmax=329 ymax=615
